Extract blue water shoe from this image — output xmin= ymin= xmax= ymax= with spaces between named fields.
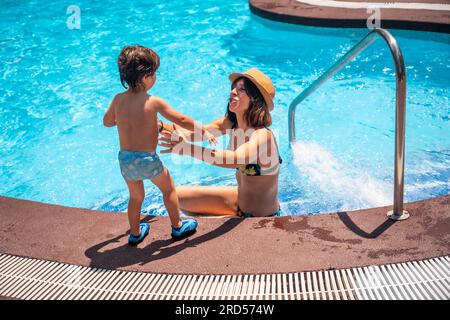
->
xmin=171 ymin=219 xmax=198 ymax=240
xmin=128 ymin=223 xmax=150 ymax=245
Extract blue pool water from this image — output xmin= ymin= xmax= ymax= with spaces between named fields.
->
xmin=1 ymin=0 xmax=449 ymax=215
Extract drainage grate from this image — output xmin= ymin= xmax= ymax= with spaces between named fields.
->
xmin=0 ymin=254 xmax=448 ymax=300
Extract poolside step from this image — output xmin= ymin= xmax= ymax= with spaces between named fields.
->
xmin=0 ymin=253 xmax=448 ymax=300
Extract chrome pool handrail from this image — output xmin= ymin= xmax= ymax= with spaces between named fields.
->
xmin=288 ymin=28 xmax=409 ymax=220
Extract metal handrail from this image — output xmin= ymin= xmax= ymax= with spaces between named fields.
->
xmin=288 ymin=28 xmax=409 ymax=220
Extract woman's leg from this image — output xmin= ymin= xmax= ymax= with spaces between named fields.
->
xmin=176 ymin=185 xmax=238 ymax=216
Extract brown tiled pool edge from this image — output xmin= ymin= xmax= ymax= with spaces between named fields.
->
xmin=0 ymin=195 xmax=449 ymax=276
xmin=249 ymin=0 xmax=450 ymax=33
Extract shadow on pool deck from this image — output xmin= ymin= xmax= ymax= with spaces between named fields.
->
xmin=337 ymin=211 xmax=396 ymax=239
xmin=0 ymin=195 xmax=449 ymax=274
xmin=84 ymin=217 xmax=244 ymax=270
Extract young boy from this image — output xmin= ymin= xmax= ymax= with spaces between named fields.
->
xmin=103 ymin=45 xmax=215 ymax=245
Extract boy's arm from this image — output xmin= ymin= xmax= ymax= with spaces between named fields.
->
xmin=159 ymin=116 xmax=230 ymax=141
xmin=103 ymin=95 xmax=118 ymax=127
xmin=153 ymin=96 xmax=203 ymax=132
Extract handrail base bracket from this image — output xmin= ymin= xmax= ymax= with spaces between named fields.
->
xmin=387 ymin=210 xmax=410 ymax=221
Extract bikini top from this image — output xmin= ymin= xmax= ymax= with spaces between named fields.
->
xmin=228 ymin=127 xmax=283 ymax=176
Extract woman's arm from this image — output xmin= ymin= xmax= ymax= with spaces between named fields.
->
xmin=160 ymin=129 xmax=270 ymax=169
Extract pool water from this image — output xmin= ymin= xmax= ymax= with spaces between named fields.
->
xmin=0 ymin=0 xmax=449 ymax=215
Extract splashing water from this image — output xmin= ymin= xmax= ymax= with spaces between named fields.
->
xmin=292 ymin=140 xmax=393 ymax=211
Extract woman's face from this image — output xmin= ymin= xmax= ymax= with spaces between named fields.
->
xmin=229 ymin=78 xmax=250 ymax=115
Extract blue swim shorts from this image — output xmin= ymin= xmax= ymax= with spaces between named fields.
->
xmin=118 ymin=150 xmax=164 ymax=181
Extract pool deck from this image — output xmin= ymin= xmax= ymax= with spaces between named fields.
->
xmin=0 ymin=195 xmax=449 ymax=276
xmin=250 ymin=0 xmax=450 ymax=33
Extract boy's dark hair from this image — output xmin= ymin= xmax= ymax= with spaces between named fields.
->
xmin=118 ymin=45 xmax=160 ymax=91
xmin=226 ymin=77 xmax=272 ymax=129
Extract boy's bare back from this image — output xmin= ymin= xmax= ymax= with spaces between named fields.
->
xmin=113 ymin=92 xmax=159 ymax=153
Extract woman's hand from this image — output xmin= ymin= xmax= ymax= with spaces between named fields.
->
xmin=158 ymin=130 xmax=189 ymax=155
xmin=203 ymin=129 xmax=218 ymax=147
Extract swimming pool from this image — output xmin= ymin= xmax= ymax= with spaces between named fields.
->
xmin=0 ymin=0 xmax=449 ymax=216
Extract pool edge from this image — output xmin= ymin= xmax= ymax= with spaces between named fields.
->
xmin=0 ymin=194 xmax=448 ymax=275
xmin=249 ymin=0 xmax=450 ymax=34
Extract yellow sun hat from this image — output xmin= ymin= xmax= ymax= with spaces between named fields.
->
xmin=228 ymin=68 xmax=275 ymax=111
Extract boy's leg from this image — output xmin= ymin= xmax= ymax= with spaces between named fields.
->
xmin=125 ymin=179 xmax=145 ymax=237
xmin=151 ymin=167 xmax=182 ymax=228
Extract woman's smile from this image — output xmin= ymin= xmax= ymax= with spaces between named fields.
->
xmin=230 ymin=97 xmax=238 ymax=104
xmin=229 ymin=95 xmax=239 ymax=110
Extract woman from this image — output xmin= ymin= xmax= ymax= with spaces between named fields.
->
xmin=158 ymin=68 xmax=282 ymax=217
